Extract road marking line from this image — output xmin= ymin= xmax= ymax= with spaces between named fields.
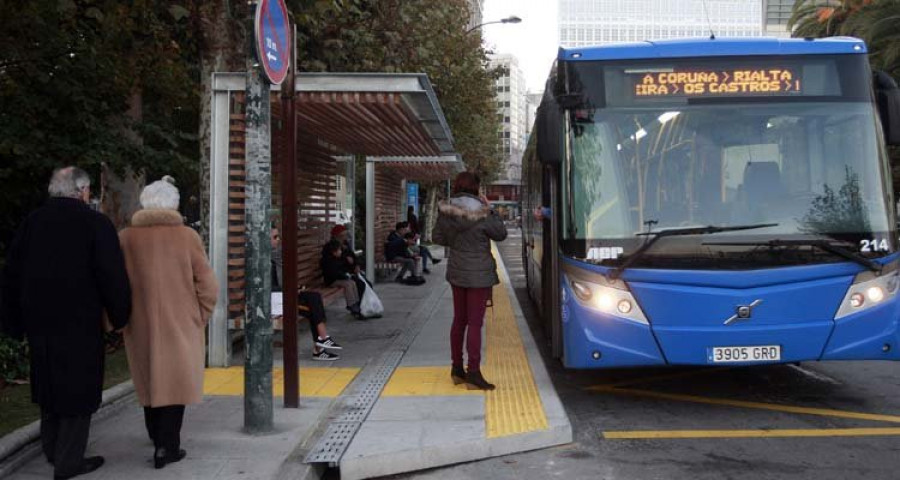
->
xmin=603 ymin=427 xmax=900 ymax=439
xmin=589 ymin=386 xmax=900 ymax=424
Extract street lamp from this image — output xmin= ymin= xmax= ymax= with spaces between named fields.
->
xmin=466 ymin=15 xmax=522 ymax=34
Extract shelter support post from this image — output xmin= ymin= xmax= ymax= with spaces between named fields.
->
xmin=281 ymin=67 xmax=299 ymax=409
xmin=366 ymin=157 xmax=375 ymax=280
xmin=208 ymin=75 xmax=231 ymax=368
xmin=349 ymin=155 xmax=359 ymax=252
xmin=244 ymin=65 xmax=274 ymax=434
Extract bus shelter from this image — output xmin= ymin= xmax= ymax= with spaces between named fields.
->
xmin=207 ymin=72 xmax=462 ymax=367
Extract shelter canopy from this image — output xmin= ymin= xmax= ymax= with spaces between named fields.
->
xmin=295 ymin=73 xmax=462 ymax=179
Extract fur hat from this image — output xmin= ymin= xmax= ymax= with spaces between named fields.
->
xmin=140 ymin=175 xmax=180 ymax=210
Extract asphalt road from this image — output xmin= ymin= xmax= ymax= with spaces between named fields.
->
xmin=386 ymin=230 xmax=900 ymax=480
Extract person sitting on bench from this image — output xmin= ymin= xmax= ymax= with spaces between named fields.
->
xmin=386 ymin=222 xmax=424 ymax=284
xmin=271 ymin=226 xmax=342 ymax=360
xmin=327 ymin=224 xmax=367 ymax=305
xmin=321 ymin=239 xmax=366 ymax=318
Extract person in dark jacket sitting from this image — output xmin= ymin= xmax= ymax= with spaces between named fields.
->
xmin=321 ymin=239 xmax=365 ymax=318
xmin=385 ymin=222 xmax=424 ymax=284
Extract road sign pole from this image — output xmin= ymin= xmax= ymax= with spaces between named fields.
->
xmin=244 ymin=0 xmax=274 ymax=434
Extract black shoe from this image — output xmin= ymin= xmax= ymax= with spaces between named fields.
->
xmin=315 ymin=336 xmax=343 ymax=350
xmin=432 ymin=258 xmax=442 ymax=265
xmin=154 ymin=448 xmax=186 ymax=469
xmin=423 ymin=268 xmax=431 ymax=274
xmin=394 ymin=275 xmax=405 ymax=283
xmin=312 ymin=350 xmax=340 ymax=361
xmin=451 ymin=365 xmax=466 ymax=385
xmin=54 ymin=456 xmax=105 ymax=479
xmin=465 ymin=370 xmax=496 ymax=391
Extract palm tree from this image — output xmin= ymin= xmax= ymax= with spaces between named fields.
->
xmin=841 ymin=1 xmax=900 ymax=77
xmin=790 ymin=0 xmax=900 ymax=76
xmin=789 ymin=0 xmax=866 ymax=38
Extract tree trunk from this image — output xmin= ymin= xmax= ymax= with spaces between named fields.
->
xmin=423 ymin=184 xmax=440 ymax=242
xmin=197 ymin=1 xmax=246 ymax=246
xmin=100 ymin=165 xmax=144 ymax=229
xmin=100 ymin=89 xmax=144 ymax=230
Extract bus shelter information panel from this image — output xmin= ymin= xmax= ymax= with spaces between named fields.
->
xmin=631 ymin=68 xmax=803 ymax=97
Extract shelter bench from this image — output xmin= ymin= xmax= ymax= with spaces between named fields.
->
xmin=273 ymin=285 xmax=343 ymax=331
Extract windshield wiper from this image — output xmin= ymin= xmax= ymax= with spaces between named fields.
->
xmin=702 ymin=239 xmax=882 ymax=273
xmin=607 ymin=223 xmax=778 ymax=280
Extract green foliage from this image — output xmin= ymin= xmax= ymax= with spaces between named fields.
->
xmin=790 ymin=0 xmax=900 ymax=192
xmin=0 ymin=334 xmax=28 ymax=383
xmin=290 ymin=0 xmax=505 ymax=181
xmin=790 ymin=1 xmax=900 ymax=77
xmin=0 ymin=0 xmax=201 ymax=251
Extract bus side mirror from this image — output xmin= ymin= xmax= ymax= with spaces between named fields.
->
xmin=874 ymin=71 xmax=900 ymax=146
xmin=536 ymin=105 xmax=561 ymax=164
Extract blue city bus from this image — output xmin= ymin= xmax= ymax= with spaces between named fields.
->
xmin=522 ymin=37 xmax=900 ymax=368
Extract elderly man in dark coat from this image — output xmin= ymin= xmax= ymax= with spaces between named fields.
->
xmin=1 ymin=166 xmax=132 ymax=480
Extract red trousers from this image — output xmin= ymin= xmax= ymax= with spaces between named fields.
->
xmin=450 ymin=285 xmax=492 ymax=371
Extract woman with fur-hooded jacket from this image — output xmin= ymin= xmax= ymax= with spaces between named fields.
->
xmin=432 ymin=172 xmax=507 ymax=390
xmin=118 ymin=176 xmax=218 ymax=469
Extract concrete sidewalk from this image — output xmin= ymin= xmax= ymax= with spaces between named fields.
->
xmin=332 ymin=247 xmax=572 ymax=479
xmin=3 ymin=245 xmax=571 ymax=479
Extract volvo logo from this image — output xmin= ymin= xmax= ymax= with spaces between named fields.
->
xmin=724 ymin=299 xmax=763 ymax=325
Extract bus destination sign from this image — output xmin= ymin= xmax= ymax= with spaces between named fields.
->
xmin=632 ymin=67 xmax=802 ymax=98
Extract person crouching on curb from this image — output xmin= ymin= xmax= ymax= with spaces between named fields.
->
xmin=118 ymin=176 xmax=219 ymax=469
xmin=432 ymin=172 xmax=507 ymax=390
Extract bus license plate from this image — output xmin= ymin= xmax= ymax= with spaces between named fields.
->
xmin=709 ymin=345 xmax=781 ymax=363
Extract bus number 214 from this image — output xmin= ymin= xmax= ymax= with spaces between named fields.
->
xmin=860 ymin=239 xmax=889 ymax=252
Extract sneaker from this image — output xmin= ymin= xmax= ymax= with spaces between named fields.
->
xmin=315 ymin=336 xmax=343 ymax=350
xmin=405 ymin=276 xmax=425 ymax=285
xmin=312 ymin=350 xmax=340 ymax=361
xmin=432 ymin=258 xmax=442 ymax=265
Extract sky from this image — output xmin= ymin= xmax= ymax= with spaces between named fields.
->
xmin=482 ymin=0 xmax=558 ymax=94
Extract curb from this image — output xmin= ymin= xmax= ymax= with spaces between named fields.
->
xmin=0 ymin=381 xmax=136 ymax=477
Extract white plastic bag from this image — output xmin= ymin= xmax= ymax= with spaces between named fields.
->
xmin=358 ymin=274 xmax=384 ymax=318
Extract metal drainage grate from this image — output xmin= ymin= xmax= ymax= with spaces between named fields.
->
xmin=304 ymin=284 xmax=448 ymax=465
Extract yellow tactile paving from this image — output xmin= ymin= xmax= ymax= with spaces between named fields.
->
xmin=482 ymin=245 xmax=550 ymax=438
xmin=381 ymin=366 xmax=482 ymax=396
xmin=203 ymin=367 xmax=359 ymax=397
xmin=378 ymin=245 xmax=549 ymax=438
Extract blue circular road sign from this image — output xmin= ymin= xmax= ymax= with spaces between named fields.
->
xmin=255 ymin=0 xmax=291 ymax=85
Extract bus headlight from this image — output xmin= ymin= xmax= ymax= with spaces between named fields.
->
xmin=835 ymin=271 xmax=899 ymax=319
xmin=569 ymin=278 xmax=648 ymax=324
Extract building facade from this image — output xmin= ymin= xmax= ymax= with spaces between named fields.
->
xmin=486 ymin=53 xmax=528 ymax=218
xmin=763 ymin=0 xmax=812 ymax=37
xmin=559 ymin=0 xmax=763 ymax=48
xmin=467 ymin=0 xmax=484 ymax=31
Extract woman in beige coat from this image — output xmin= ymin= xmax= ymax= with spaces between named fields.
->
xmin=119 ymin=177 xmax=218 ymax=469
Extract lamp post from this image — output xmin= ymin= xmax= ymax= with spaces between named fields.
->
xmin=466 ymin=15 xmax=522 ymax=34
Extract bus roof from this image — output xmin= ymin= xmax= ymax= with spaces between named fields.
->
xmin=559 ymin=37 xmax=867 ymax=62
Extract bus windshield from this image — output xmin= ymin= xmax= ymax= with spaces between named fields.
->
xmin=561 ymin=55 xmax=896 ymax=269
